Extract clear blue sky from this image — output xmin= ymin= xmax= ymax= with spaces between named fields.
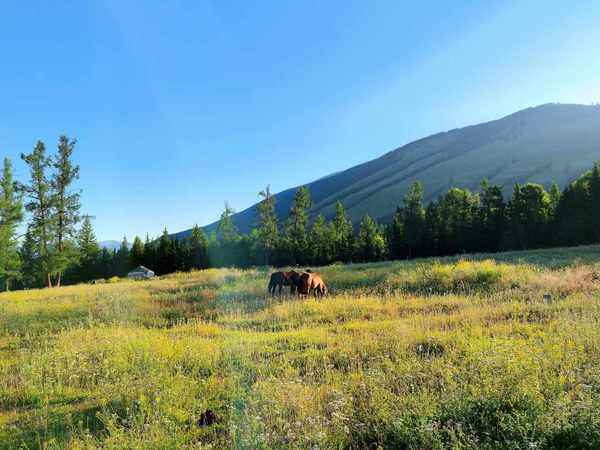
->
xmin=2 ymin=1 xmax=599 ymax=241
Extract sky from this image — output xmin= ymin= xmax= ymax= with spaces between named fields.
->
xmin=1 ymin=0 xmax=599 ymax=241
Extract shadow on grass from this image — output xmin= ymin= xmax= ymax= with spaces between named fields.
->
xmin=0 ymin=400 xmax=119 ymax=449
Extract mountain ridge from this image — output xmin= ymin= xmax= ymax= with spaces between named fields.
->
xmin=173 ymin=103 xmax=600 ymax=238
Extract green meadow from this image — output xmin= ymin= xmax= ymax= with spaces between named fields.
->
xmin=2 ymin=246 xmax=600 ymax=449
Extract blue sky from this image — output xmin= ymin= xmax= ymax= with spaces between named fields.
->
xmin=1 ymin=0 xmax=599 ymax=241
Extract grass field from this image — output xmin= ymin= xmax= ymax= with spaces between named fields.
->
xmin=2 ymin=246 xmax=600 ymax=449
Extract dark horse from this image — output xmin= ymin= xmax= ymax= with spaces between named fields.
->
xmin=268 ymin=271 xmax=302 ymax=296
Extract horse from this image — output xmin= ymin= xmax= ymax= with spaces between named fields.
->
xmin=299 ymin=272 xmax=328 ymax=298
xmin=268 ymin=270 xmax=302 ymax=296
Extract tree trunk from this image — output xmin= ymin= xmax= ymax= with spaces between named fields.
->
xmin=56 ymin=272 xmax=61 ymax=288
xmin=47 ymin=272 xmax=53 ymax=288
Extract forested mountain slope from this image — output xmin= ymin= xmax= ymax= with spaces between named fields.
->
xmin=176 ymin=103 xmax=600 ymax=237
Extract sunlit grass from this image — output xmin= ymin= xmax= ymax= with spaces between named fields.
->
xmin=1 ymin=245 xmax=600 ymax=448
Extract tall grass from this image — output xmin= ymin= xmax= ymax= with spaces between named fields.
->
xmin=1 ymin=245 xmax=600 ymax=448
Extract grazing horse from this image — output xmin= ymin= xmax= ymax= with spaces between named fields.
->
xmin=268 ymin=270 xmax=302 ymax=296
xmin=299 ymin=272 xmax=328 ymax=298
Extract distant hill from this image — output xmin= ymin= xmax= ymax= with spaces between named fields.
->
xmin=174 ymin=103 xmax=600 ymax=238
xmin=99 ymin=240 xmax=122 ymax=251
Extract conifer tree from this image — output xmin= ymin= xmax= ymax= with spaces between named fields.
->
xmin=0 ymin=158 xmax=24 ymax=290
xmin=98 ymin=248 xmax=113 ymax=279
xmin=478 ymin=180 xmax=506 ymax=252
xmin=20 ymin=141 xmax=56 ymax=287
xmin=589 ymin=162 xmax=600 ymax=242
xmin=130 ymin=236 xmax=145 ymax=268
xmin=507 ymin=183 xmax=552 ymax=249
xmin=436 ymin=187 xmax=479 ymax=254
xmin=549 ymin=182 xmax=561 ymax=211
xmin=214 ymin=203 xmax=240 ymax=266
xmin=309 ymin=214 xmax=335 ymax=265
xmin=331 ymin=201 xmax=354 ymax=262
xmin=189 ymin=224 xmax=209 ymax=269
xmin=422 ymin=202 xmax=440 ymax=256
xmin=217 ymin=202 xmax=239 ymax=244
xmin=285 ymin=186 xmax=312 ymax=264
xmin=19 ymin=226 xmax=40 ymax=288
xmin=51 ymin=135 xmax=81 ymax=286
xmin=257 ymin=185 xmax=278 ymax=265
xmin=355 ymin=214 xmax=386 ymax=262
xmin=116 ymin=236 xmax=130 ymax=276
xmin=402 ymin=182 xmax=426 ymax=258
xmin=157 ymin=228 xmax=173 ymax=274
xmin=76 ymin=216 xmax=100 ymax=281
xmin=388 ymin=207 xmax=405 ymax=259
xmin=554 ymin=184 xmax=584 ymax=245
xmin=142 ymin=233 xmax=156 ymax=269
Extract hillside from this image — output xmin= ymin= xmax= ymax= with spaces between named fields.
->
xmin=99 ymin=240 xmax=122 ymax=251
xmin=2 ymin=246 xmax=600 ymax=447
xmin=174 ymin=103 xmax=600 ymax=237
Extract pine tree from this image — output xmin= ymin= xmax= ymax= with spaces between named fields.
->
xmin=130 ymin=236 xmax=145 ymax=268
xmin=546 ymin=181 xmax=562 ymax=245
xmin=157 ymin=228 xmax=173 ymax=274
xmin=506 ymin=183 xmax=552 ymax=249
xmin=172 ymin=237 xmax=187 ymax=272
xmin=51 ymin=135 xmax=81 ymax=286
xmin=355 ymin=214 xmax=386 ymax=262
xmin=20 ymin=141 xmax=56 ymax=287
xmin=142 ymin=233 xmax=156 ymax=270
xmin=285 ymin=186 xmax=312 ymax=264
xmin=97 ymin=248 xmax=113 ymax=279
xmin=217 ymin=202 xmax=239 ymax=244
xmin=0 ymin=158 xmax=24 ymax=290
xmin=422 ymin=202 xmax=440 ymax=256
xmin=549 ymin=182 xmax=561 ymax=211
xmin=309 ymin=214 xmax=335 ymax=265
xmin=589 ymin=162 xmax=600 ymax=242
xmin=435 ymin=188 xmax=479 ymax=255
xmin=257 ymin=185 xmax=278 ymax=265
xmin=388 ymin=207 xmax=405 ymax=259
xmin=478 ymin=180 xmax=506 ymax=252
xmin=331 ymin=201 xmax=354 ymax=262
xmin=189 ymin=224 xmax=209 ymax=269
xmin=19 ymin=226 xmax=40 ymax=288
xmin=116 ymin=236 xmax=130 ymax=276
xmin=214 ymin=203 xmax=241 ymax=267
xmin=554 ymin=184 xmax=587 ymax=246
xmin=402 ymin=182 xmax=426 ymax=258
xmin=76 ymin=216 xmax=100 ymax=281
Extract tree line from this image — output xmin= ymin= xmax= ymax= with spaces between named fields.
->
xmin=1 ymin=136 xmax=600 ymax=290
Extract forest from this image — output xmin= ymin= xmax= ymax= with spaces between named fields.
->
xmin=1 ymin=136 xmax=599 ymax=289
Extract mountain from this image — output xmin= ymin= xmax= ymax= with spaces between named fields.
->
xmin=174 ymin=103 xmax=600 ymax=238
xmin=99 ymin=240 xmax=123 ymax=251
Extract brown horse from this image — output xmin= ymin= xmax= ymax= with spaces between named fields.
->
xmin=268 ymin=270 xmax=302 ymax=296
xmin=299 ymin=272 xmax=328 ymax=298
